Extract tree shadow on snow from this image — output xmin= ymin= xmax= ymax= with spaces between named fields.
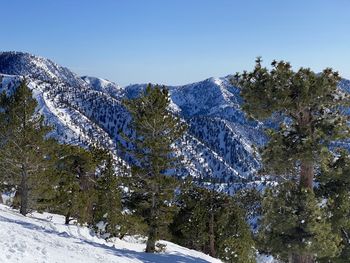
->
xmin=0 ymin=214 xmax=213 ymax=263
xmin=81 ymin=239 xmax=212 ymax=263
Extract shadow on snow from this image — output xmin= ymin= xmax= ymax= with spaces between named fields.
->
xmin=0 ymin=214 xmax=212 ymax=263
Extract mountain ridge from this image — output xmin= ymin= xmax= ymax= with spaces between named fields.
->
xmin=1 ymin=51 xmax=348 ymax=190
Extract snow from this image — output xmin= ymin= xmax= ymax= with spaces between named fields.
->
xmin=256 ymin=255 xmax=277 ymax=263
xmin=0 ymin=52 xmax=286 ymax=263
xmin=0 ymin=204 xmax=222 ymax=263
xmin=2 ymin=53 xmax=350 ymax=190
xmin=0 ymin=53 xmax=268 ymax=188
xmin=81 ymin=76 xmax=123 ymax=98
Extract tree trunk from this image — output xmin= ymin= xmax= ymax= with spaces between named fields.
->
xmin=19 ymin=164 xmax=28 ymax=216
xmin=293 ymin=109 xmax=315 ymax=262
xmin=290 ymin=253 xmax=314 ymax=263
xmin=300 ymin=160 xmax=313 ymax=189
xmin=146 ymin=185 xmax=157 ymax=253
xmin=295 ymin=161 xmax=314 ymax=262
xmin=298 ymin=108 xmax=314 ymax=190
xmin=209 ymin=210 xmax=216 ymax=257
xmin=12 ymin=190 xmax=21 ymax=209
xmin=0 ymin=192 xmax=3 ymax=204
xmin=65 ymin=212 xmax=71 ymax=225
xmin=146 ymin=223 xmax=157 ymax=253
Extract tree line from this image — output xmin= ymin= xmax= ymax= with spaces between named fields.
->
xmin=0 ymin=79 xmax=255 ymax=262
xmin=2 ymin=58 xmax=350 ymax=263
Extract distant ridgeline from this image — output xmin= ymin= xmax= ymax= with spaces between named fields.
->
xmin=1 ymin=52 xmax=349 ymax=192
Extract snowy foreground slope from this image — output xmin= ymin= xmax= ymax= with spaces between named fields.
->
xmin=0 ymin=204 xmax=274 ymax=263
xmin=0 ymin=204 xmax=221 ymax=263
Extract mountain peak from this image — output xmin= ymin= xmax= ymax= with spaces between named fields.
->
xmin=81 ymin=76 xmax=123 ymax=98
xmin=0 ymin=51 xmax=86 ymax=87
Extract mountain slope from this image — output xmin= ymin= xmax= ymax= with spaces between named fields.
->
xmin=0 ymin=51 xmax=87 ymax=88
xmin=1 ymin=51 xmax=349 ymax=189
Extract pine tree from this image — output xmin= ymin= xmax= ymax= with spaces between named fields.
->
xmin=216 ymin=203 xmax=256 ymax=263
xmin=171 ymin=182 xmax=210 ymax=252
xmin=258 ymin=182 xmax=340 ymax=262
xmin=317 ymin=149 xmax=350 ymax=262
xmin=172 ymin=182 xmax=256 ymax=263
xmin=233 ymin=188 xmax=262 ymax=231
xmin=233 ymin=58 xmax=349 ymax=262
xmin=0 ymin=79 xmax=54 ymax=216
xmin=40 ymin=144 xmax=96 ymax=224
xmin=93 ymin=151 xmax=123 ymax=238
xmin=123 ymin=84 xmax=186 ymax=253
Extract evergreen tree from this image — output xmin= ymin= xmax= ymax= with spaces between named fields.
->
xmin=172 ymin=182 xmax=256 ymax=263
xmin=39 ymin=144 xmax=96 ymax=224
xmin=233 ymin=58 xmax=348 ymax=262
xmin=317 ymin=149 xmax=350 ymax=262
xmin=170 ymin=182 xmax=209 ymax=252
xmin=93 ymin=150 xmax=123 ymax=238
xmin=233 ymin=188 xmax=262 ymax=231
xmin=123 ymin=84 xmax=186 ymax=253
xmin=0 ymin=79 xmax=54 ymax=216
xmin=216 ymin=203 xmax=256 ymax=263
xmin=258 ymin=182 xmax=340 ymax=262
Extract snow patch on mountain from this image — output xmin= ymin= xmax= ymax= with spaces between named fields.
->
xmin=81 ymin=76 xmax=124 ymax=98
xmin=0 ymin=52 xmax=87 ymax=88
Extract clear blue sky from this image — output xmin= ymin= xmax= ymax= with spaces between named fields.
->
xmin=2 ymin=0 xmax=350 ymax=86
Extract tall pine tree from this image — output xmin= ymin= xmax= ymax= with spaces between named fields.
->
xmin=233 ymin=58 xmax=349 ymax=262
xmin=123 ymin=84 xmax=186 ymax=253
xmin=0 ymin=79 xmax=54 ymax=216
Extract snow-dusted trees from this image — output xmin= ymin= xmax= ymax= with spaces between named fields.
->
xmin=0 ymin=79 xmax=55 ymax=216
xmin=234 ymin=58 xmax=350 ymax=262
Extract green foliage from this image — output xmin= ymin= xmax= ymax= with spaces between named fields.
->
xmin=171 ymin=182 xmax=210 ymax=251
xmin=0 ymin=79 xmax=55 ymax=215
xmin=235 ymin=59 xmax=350 ymax=261
xmin=123 ymin=84 xmax=186 ymax=252
xmin=259 ymin=182 xmax=341 ymax=261
xmin=93 ymin=151 xmax=123 ymax=238
xmin=38 ymin=143 xmax=97 ymax=224
xmin=233 ymin=188 xmax=262 ymax=230
xmin=123 ymin=84 xmax=186 ymax=178
xmin=317 ymin=150 xmax=350 ymax=262
xmin=127 ymin=173 xmax=179 ymax=243
xmin=234 ymin=58 xmax=350 ymax=176
xmin=216 ymin=203 xmax=256 ymax=263
xmin=172 ymin=182 xmax=256 ymax=263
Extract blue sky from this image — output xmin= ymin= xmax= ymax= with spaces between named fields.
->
xmin=2 ymin=0 xmax=350 ymax=86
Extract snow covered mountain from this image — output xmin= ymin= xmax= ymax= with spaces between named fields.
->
xmin=1 ymin=51 xmax=348 ymax=190
xmin=81 ymin=76 xmax=124 ymax=99
xmin=0 ymin=52 xmax=87 ymax=88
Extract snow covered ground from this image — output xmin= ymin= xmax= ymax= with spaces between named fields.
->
xmin=0 ymin=204 xmax=276 ymax=263
xmin=0 ymin=204 xmax=223 ymax=263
